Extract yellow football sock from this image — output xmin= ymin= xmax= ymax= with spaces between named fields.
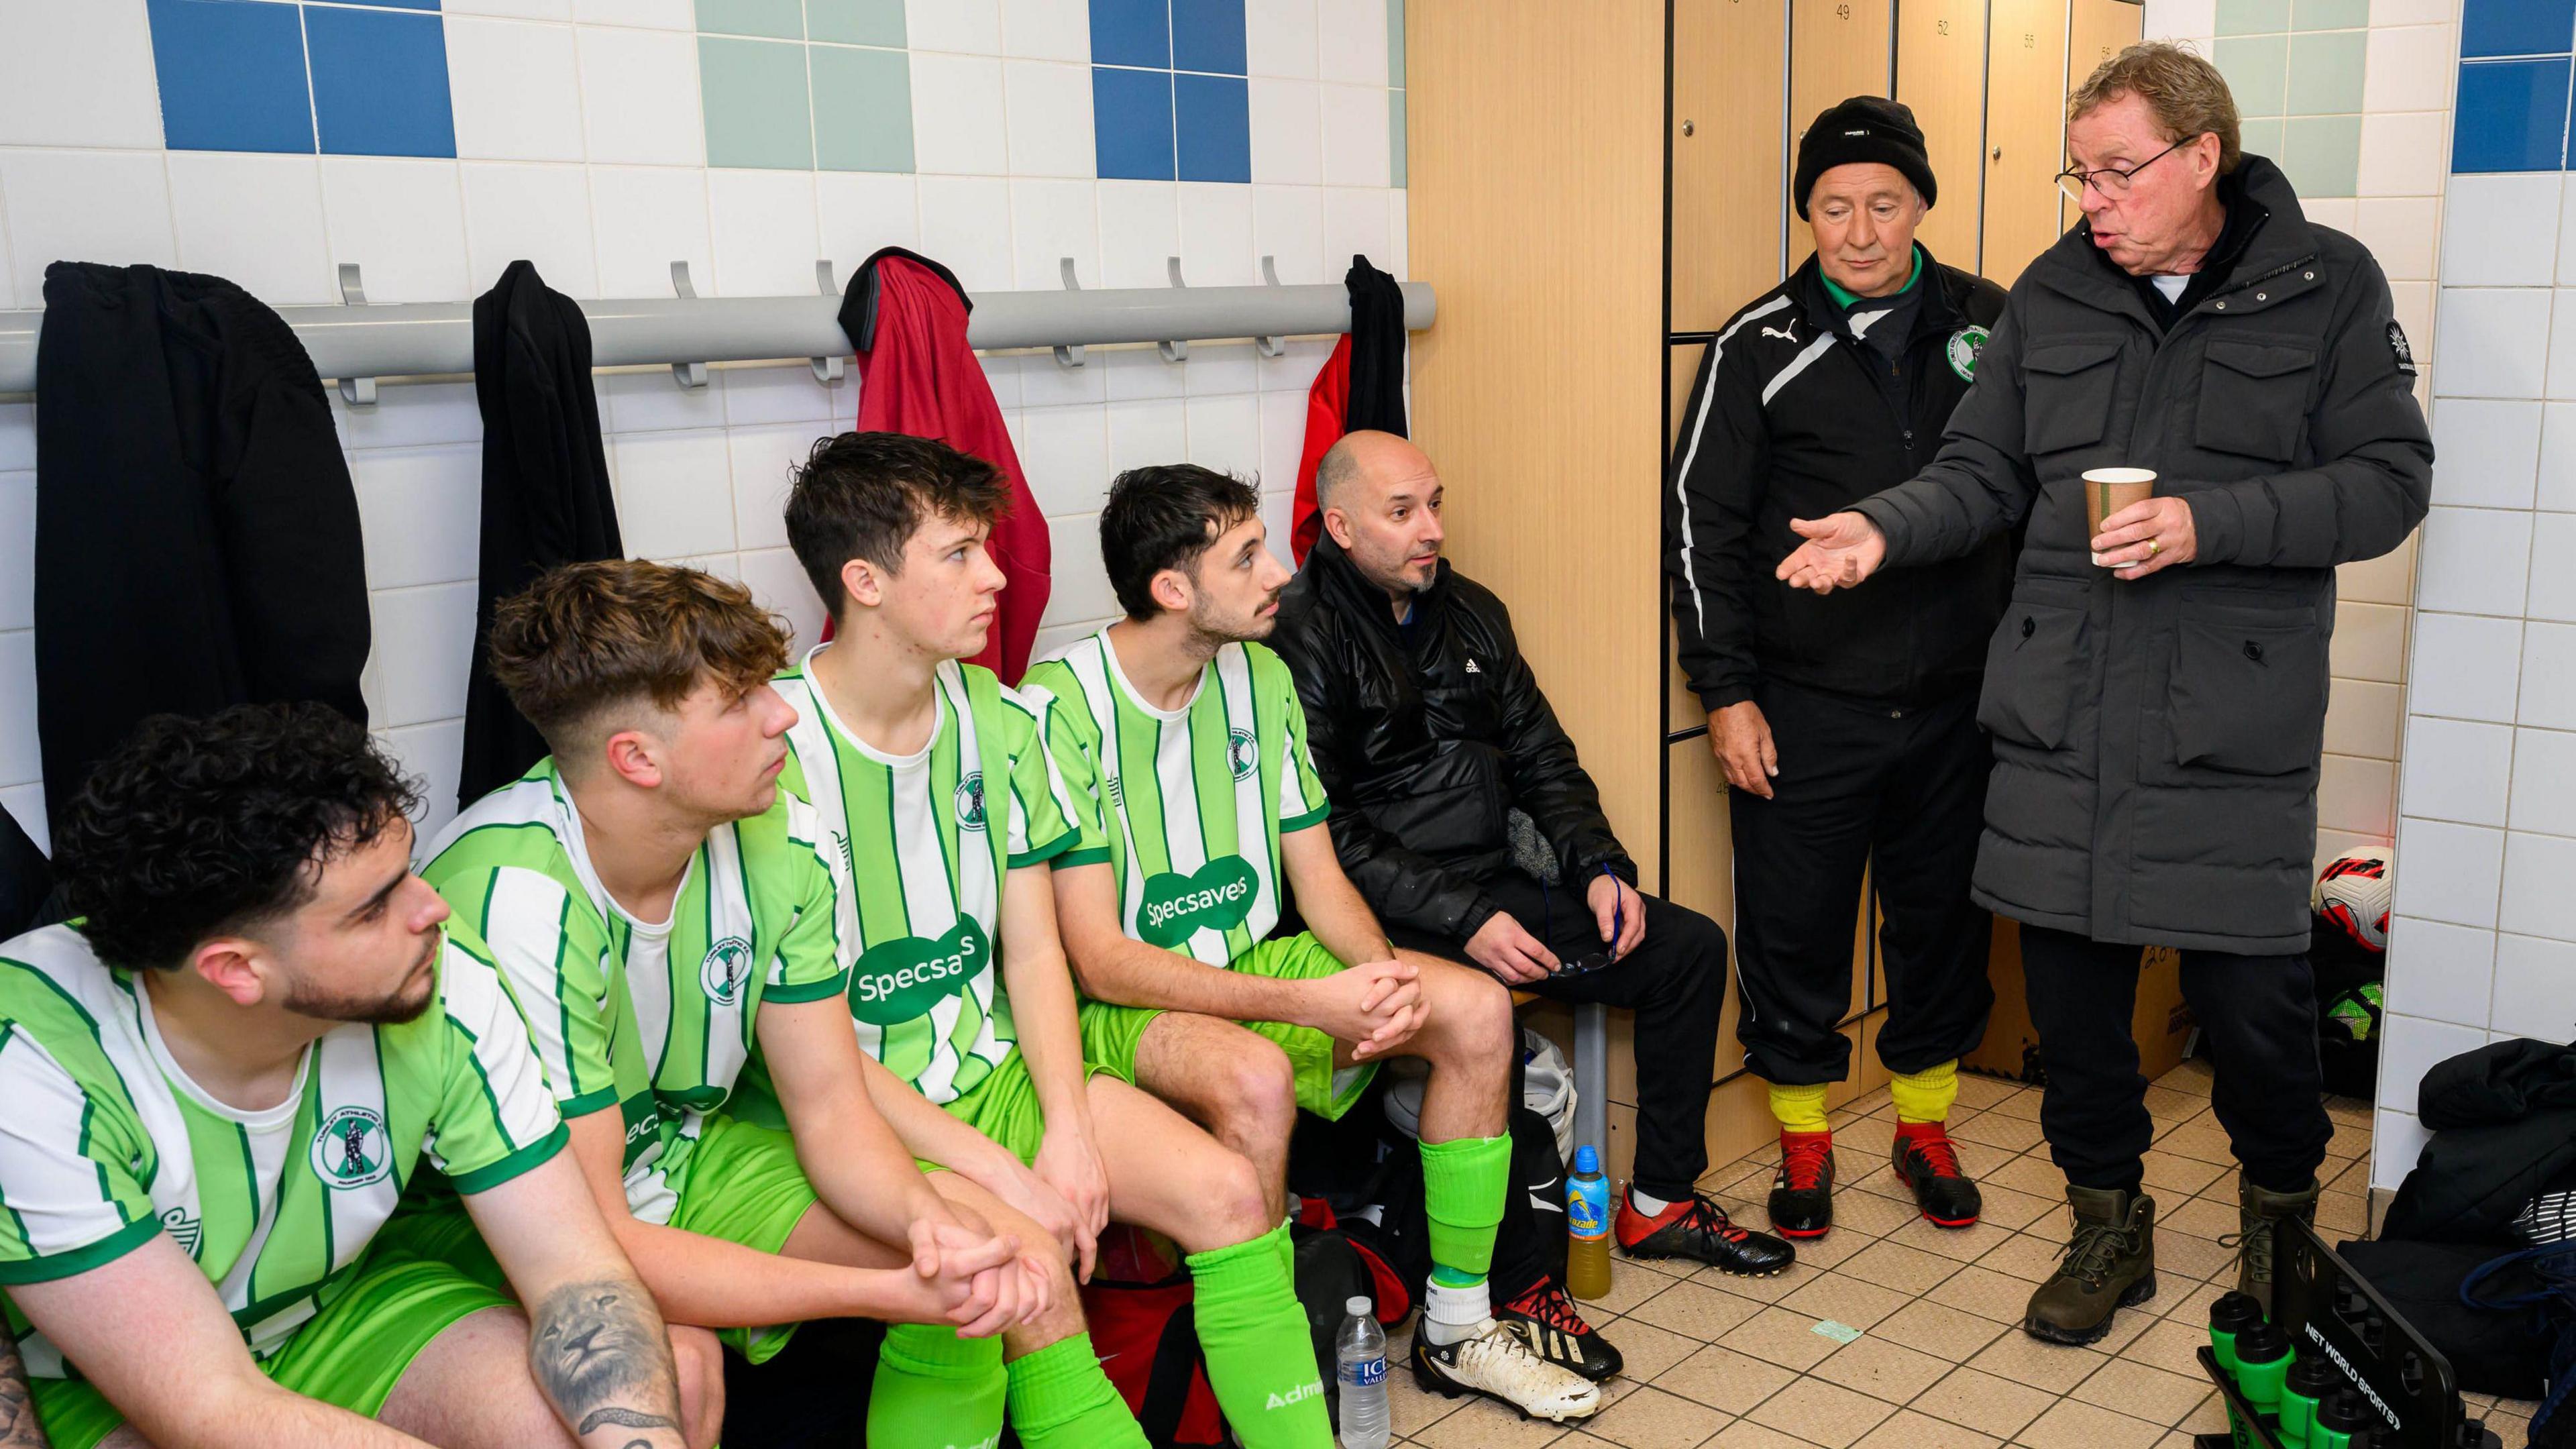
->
xmin=1767 ymin=1081 xmax=1831 ymax=1134
xmin=1888 ymin=1061 xmax=1960 ymax=1124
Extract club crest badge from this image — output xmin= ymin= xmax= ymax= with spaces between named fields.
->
xmin=311 ymin=1106 xmax=392 ymax=1189
xmin=1947 ymin=325 xmax=1989 ymax=382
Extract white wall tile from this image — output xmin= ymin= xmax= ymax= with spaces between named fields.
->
xmin=1019 ymin=343 xmax=1108 ymax=405
xmin=1253 ymin=183 xmax=1326 ymax=284
xmin=1186 ymin=394 xmax=1263 ymax=478
xmin=612 ymin=429 xmax=737 ymax=559
xmin=0 ymin=409 xmax=30 ymax=474
xmin=0 ymin=473 xmax=31 ymax=635
xmin=1320 ymin=84 xmax=1391 ymax=189
xmin=2398 ymin=715 xmax=2514 ymax=826
xmin=1185 ymin=341 xmax=1260 ymax=396
xmin=2428 ymin=398 xmax=2540 ymax=509
xmin=2353 ymin=197 xmax=2440 ymax=282
xmin=2321 ymin=753 xmax=2398 ymax=836
xmin=447 ymin=17 xmax=587 ymax=162
xmin=590 ymin=165 xmax=716 ymax=299
xmin=2522 ymin=621 xmax=2576 ymax=729
xmin=1256 ymin=333 xmax=1334 ymax=392
xmin=2377 ymin=1012 xmax=2490 ymax=1114
xmin=0 ymin=1 xmax=164 ymax=148
xmin=1248 ymin=0 xmax=1322 ymax=78
xmin=816 ymin=172 xmax=922 ymax=269
xmin=2413 ymin=506 xmax=2532 ymax=616
xmin=1008 ymin=177 xmax=1101 ymax=290
xmin=1317 ymin=0 xmax=1391 ymax=86
xmin=2302 ymin=197 xmax=2358 ymax=233
xmin=599 ymin=368 xmax=729 ymax=433
xmin=2548 ymin=292 xmax=2576 ymax=400
xmin=2509 ymin=726 xmax=2576 ymax=836
xmin=916 ymin=175 xmax=1016 ymax=293
xmin=1248 ymin=79 xmax=1324 ymax=186
xmin=1179 ymin=182 xmax=1258 ymax=286
xmin=1043 ymin=511 xmax=1118 ymax=623
xmin=1106 ymin=398 xmax=1189 ymax=476
xmin=0 ymin=148 xmax=174 ymax=305
xmin=2500 ymin=828 xmax=2576 ymax=941
xmin=2385 ymin=917 xmax=2496 ymax=1027
xmin=1003 ymin=60 xmax=1096 ymax=178
xmin=167 ymin=153 xmax=335 ymax=307
xmin=2141 ymin=0 xmax=2217 ymax=41
xmin=1001 ymin=0 xmax=1089 ymax=60
xmin=0 ymin=631 xmax=35 ymax=788
xmin=1021 ymin=405 xmax=1112 ymax=516
xmin=321 ymin=157 xmax=472 ymax=305
xmin=2433 ymin=288 xmax=2551 ymax=399
xmin=2393 ymin=816 xmax=2505 ymax=928
xmin=460 ymin=162 xmax=600 ymax=296
xmin=2369 ymin=1107 xmax=2428 ymax=1191
xmin=2358 ymin=111 xmax=2449 ymax=199
xmin=910 ymin=0 xmax=1004 ymax=54
xmin=1099 ymin=181 xmax=1183 ymax=288
xmin=1259 ymin=486 xmax=1293 ymax=551
xmin=2364 ymin=25 xmax=2456 ymax=114
xmin=1259 ymin=391 xmax=1307 ymax=506
xmin=380 ymin=716 xmax=467 ymax=843
xmin=370 ymin=583 xmax=480 ymax=729
xmin=722 ymin=367 xmax=839 ymax=427
xmin=333 ymin=381 xmax=484 ymax=449
xmin=727 ymin=424 xmax=824 ymax=551
xmin=578 ymin=23 xmax=704 ymax=166
xmin=2447 ymin=178 xmax=2563 ymax=286
xmin=706 ymin=170 xmax=820 ymax=295
xmin=350 ymin=446 xmax=482 ymax=590
xmin=574 ymin=0 xmax=695 ymax=21
xmin=2491 ymin=932 xmax=2576 ymax=1037
xmin=1323 ymin=184 xmax=1394 ymax=274
xmin=738 ymin=546 xmax=826 ymax=658
xmin=2542 ymin=402 xmax=2576 ymax=511
xmin=2530 ymin=513 xmax=2576 ymax=623
xmin=2407 ymin=610 xmax=2522 ymax=721
xmin=1105 ymin=347 xmax=1188 ymax=401
xmin=912 ymin=54 xmax=1011 ymax=174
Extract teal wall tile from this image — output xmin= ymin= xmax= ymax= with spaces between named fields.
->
xmin=1389 ymin=0 xmax=1405 ymax=87
xmin=2282 ymin=113 xmax=2361 ymax=195
xmin=698 ymin=0 xmax=804 ymax=39
xmin=812 ymin=44 xmax=914 ymax=170
xmin=2291 ymin=0 xmax=2370 ymax=29
xmin=2217 ymin=0 xmax=2292 ymax=34
xmin=2240 ymin=115 xmax=2288 ymax=160
xmin=2288 ymin=29 xmax=2366 ymax=112
xmin=701 ymin=36 xmax=814 ymax=168
xmin=808 ymin=0 xmax=905 ymax=46
xmin=1389 ymin=86 xmax=1405 ymax=187
xmin=2216 ymin=34 xmax=2291 ymax=115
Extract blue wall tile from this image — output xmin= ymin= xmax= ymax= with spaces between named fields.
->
xmin=147 ymin=0 xmax=316 ymax=154
xmin=2462 ymin=0 xmax=2576 ymax=57
xmin=1094 ymin=66 xmax=1175 ymax=179
xmin=1174 ymin=72 xmax=1248 ymax=181
xmin=2452 ymin=58 xmax=2571 ymax=169
xmin=307 ymin=5 xmax=457 ymax=158
xmin=1171 ymin=0 xmax=1246 ymax=75
xmin=1090 ymin=0 xmax=1171 ymax=69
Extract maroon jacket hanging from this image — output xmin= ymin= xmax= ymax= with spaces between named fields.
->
xmin=839 ymin=249 xmax=1051 ymax=682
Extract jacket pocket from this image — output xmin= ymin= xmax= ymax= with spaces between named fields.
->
xmin=2169 ymin=596 xmax=2327 ymax=775
xmin=2021 ymin=338 xmax=2124 ymax=456
xmin=2196 ymin=337 xmax=2317 ymax=462
xmin=1978 ymin=586 xmax=2091 ymax=751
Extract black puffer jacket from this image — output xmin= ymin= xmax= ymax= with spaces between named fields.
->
xmin=1271 ymin=536 xmax=1635 ymax=945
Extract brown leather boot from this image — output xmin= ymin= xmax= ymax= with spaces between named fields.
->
xmin=2229 ymin=1174 xmax=2320 ymax=1316
xmin=2022 ymin=1185 xmax=2157 ymax=1346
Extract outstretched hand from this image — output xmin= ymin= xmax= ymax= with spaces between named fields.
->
xmin=1774 ymin=513 xmax=1887 ymax=595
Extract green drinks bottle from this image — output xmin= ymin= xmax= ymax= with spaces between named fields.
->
xmin=2279 ymin=1356 xmax=2342 ymax=1446
xmin=2308 ymin=1388 xmax=2375 ymax=1449
xmin=2209 ymin=1291 xmax=2264 ymax=1374
xmin=2232 ymin=1321 xmax=2294 ymax=1448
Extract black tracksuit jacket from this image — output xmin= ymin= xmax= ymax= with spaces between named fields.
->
xmin=1666 ymin=248 xmax=2012 ymax=712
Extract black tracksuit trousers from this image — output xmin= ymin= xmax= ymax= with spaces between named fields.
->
xmin=2018 ymin=925 xmax=2332 ymax=1194
xmin=1728 ymin=680 xmax=1995 ymax=1087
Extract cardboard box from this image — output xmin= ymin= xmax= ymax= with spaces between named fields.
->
xmin=1961 ymin=918 xmax=2194 ymax=1083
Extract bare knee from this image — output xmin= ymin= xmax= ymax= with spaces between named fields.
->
xmin=1426 ymin=965 xmax=1515 ymax=1067
xmin=669 ymin=1325 xmax=726 ymax=1449
xmin=1212 ymin=1041 xmax=1297 ymax=1142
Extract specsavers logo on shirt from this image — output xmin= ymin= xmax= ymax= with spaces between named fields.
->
xmin=849 ymin=918 xmax=993 ymax=1025
xmin=1137 ymin=856 xmax=1259 ymax=948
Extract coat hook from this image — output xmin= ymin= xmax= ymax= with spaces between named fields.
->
xmin=669 ymin=261 xmax=708 ymax=389
xmin=1158 ymin=256 xmax=1189 ymax=364
xmin=335 ymin=263 xmax=378 ymax=407
xmin=811 ymin=260 xmax=846 ymax=385
xmin=1053 ymin=258 xmax=1086 ymax=370
xmin=1254 ymin=256 xmax=1286 ymax=359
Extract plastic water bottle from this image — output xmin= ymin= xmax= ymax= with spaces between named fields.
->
xmin=1566 ymin=1144 xmax=1613 ymax=1301
xmin=1334 ymin=1296 xmax=1388 ymax=1449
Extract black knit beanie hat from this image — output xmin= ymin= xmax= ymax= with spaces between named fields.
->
xmin=1794 ymin=95 xmax=1937 ymax=219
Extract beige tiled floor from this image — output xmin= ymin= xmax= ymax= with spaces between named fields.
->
xmin=1380 ymin=1060 xmax=2547 ymax=1449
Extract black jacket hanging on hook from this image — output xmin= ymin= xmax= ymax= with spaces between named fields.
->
xmin=1289 ymin=255 xmax=1409 ymax=562
xmin=458 ymin=260 xmax=623 ymax=808
xmin=32 ymin=262 xmax=371 ymax=839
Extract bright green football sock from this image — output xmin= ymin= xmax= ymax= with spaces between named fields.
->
xmin=868 ymin=1323 xmax=1006 ymax=1449
xmin=1002 ymin=1332 xmax=1148 ymax=1448
xmin=1185 ymin=1224 xmax=1332 ymax=1447
xmin=1419 ymin=1133 xmax=1511 ymax=1285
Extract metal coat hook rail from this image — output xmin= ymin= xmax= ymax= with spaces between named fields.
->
xmin=0 ymin=265 xmax=1433 ymax=396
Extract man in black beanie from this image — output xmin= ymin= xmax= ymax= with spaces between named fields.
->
xmin=1666 ymin=96 xmax=2010 ymax=1240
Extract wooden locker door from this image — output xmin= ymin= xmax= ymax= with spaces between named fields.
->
xmin=2061 ymin=0 xmax=2143 ymax=229
xmin=1672 ymin=0 xmax=1790 ymax=333
xmin=1788 ymin=0 xmax=1897 ymax=268
xmin=1893 ymin=0 xmax=1989 ymax=269
xmin=1980 ymin=0 xmax=2069 ymax=287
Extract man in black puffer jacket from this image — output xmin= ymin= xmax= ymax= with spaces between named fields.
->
xmin=1273 ymin=431 xmax=1780 ymax=1279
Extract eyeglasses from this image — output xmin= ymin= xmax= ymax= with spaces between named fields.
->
xmin=2054 ymin=138 xmax=2192 ymax=202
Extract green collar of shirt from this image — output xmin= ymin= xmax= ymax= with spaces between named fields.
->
xmin=1819 ymin=245 xmax=1925 ymax=309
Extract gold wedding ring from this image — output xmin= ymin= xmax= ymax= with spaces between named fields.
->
xmin=2147 ymin=538 xmax=2161 ymax=556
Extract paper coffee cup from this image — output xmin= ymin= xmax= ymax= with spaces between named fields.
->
xmin=2084 ymin=467 xmax=2157 ymax=566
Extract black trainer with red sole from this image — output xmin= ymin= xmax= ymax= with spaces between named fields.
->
xmin=1768 ymin=1131 xmax=1835 ymax=1240
xmin=1615 ymin=1190 xmax=1796 ymax=1277
xmin=1890 ymin=1123 xmax=1982 ymax=1228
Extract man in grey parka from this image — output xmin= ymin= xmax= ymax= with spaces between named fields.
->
xmin=1776 ymin=42 xmax=2430 ymax=1346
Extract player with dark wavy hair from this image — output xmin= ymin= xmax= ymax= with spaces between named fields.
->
xmin=0 ymin=702 xmax=714 ymax=1449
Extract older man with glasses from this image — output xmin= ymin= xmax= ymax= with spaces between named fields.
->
xmin=1776 ymin=42 xmax=2429 ymax=1348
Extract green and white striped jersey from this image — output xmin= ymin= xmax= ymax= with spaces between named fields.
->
xmin=0 ymin=920 xmax=564 ymax=1373
xmin=1020 ymin=631 xmax=1331 ymax=968
xmin=421 ymin=761 xmax=848 ymax=1226
xmin=767 ymin=652 xmax=1082 ymax=1106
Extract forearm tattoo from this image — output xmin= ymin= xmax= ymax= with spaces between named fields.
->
xmin=527 ymin=1279 xmax=680 ymax=1447
xmin=0 ymin=1324 xmax=48 ymax=1448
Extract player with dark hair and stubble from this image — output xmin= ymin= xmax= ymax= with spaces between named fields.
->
xmin=0 ymin=702 xmax=714 ymax=1449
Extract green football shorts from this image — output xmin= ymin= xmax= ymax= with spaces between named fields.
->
xmin=31 ymin=1251 xmax=511 ymax=1449
xmin=1079 ymin=932 xmax=1377 ymax=1121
